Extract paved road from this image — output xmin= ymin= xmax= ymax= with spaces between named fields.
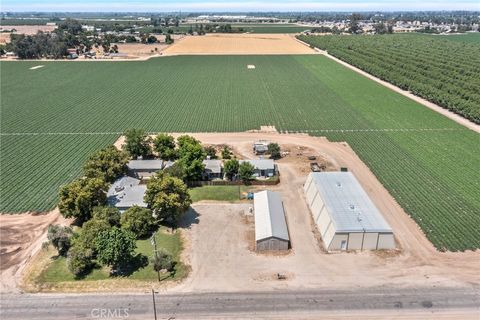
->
xmin=1 ymin=286 xmax=479 ymax=319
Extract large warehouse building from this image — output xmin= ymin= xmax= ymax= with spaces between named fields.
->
xmin=254 ymin=190 xmax=290 ymax=251
xmin=304 ymin=172 xmax=394 ymax=251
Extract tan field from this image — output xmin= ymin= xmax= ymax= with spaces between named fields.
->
xmin=163 ymin=34 xmax=316 ymax=55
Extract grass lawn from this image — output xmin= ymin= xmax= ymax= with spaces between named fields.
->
xmin=189 ymin=185 xmax=251 ymax=202
xmin=37 ymin=227 xmax=187 ymax=284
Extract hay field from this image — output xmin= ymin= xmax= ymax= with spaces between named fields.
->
xmin=163 ymin=34 xmax=315 ymax=55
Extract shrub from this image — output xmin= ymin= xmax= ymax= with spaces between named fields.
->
xmin=47 ymin=225 xmax=73 ymax=256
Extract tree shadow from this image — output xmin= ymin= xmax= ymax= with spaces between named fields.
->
xmin=112 ymin=253 xmax=149 ymax=277
xmin=176 ymin=207 xmax=200 ymax=229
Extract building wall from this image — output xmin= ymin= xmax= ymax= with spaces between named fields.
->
xmin=256 ymin=237 xmax=289 ymax=251
xmin=129 ymin=169 xmax=158 ymax=178
xmin=377 ymin=233 xmax=395 ymax=249
xmin=347 ymin=232 xmax=364 ymax=250
xmin=328 ymin=233 xmax=348 ymax=250
xmin=363 ymin=232 xmax=379 ymax=250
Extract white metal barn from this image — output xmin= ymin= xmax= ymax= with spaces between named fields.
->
xmin=304 ymin=172 xmax=394 ymax=251
xmin=254 ymin=190 xmax=290 ymax=251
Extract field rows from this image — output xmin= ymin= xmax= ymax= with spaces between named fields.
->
xmin=1 ymin=55 xmax=479 ymax=251
xmin=298 ymin=34 xmax=480 ymax=123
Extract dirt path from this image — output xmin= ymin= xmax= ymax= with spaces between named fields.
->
xmin=169 ymin=132 xmax=479 ymax=293
xmin=312 ymin=48 xmax=480 ymax=134
xmin=0 ymin=209 xmax=69 ymax=293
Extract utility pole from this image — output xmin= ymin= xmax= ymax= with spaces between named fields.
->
xmin=151 ymin=288 xmax=157 ymax=320
xmin=151 ymin=232 xmax=161 ymax=282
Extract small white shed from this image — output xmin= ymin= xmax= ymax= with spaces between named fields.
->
xmin=254 ymin=190 xmax=290 ymax=251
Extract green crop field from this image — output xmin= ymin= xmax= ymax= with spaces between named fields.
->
xmin=1 ymin=55 xmax=479 ymax=251
xmin=433 ymin=33 xmax=480 ymax=44
xmin=298 ymin=34 xmax=480 ymax=124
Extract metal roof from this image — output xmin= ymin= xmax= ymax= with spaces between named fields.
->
xmin=254 ymin=190 xmax=289 ymax=241
xmin=127 ymin=159 xmax=173 ymax=171
xmin=106 ymin=176 xmax=140 ymax=197
xmin=107 ymin=176 xmax=147 ymax=210
xmin=240 ymin=159 xmax=275 ymax=170
xmin=202 ymin=159 xmax=222 ymax=174
xmin=309 ymin=172 xmax=392 ymax=233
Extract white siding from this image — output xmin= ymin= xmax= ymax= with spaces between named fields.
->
xmin=363 ymin=233 xmax=379 ymax=250
xmin=348 ymin=233 xmax=363 ymax=250
xmin=329 ymin=233 xmax=348 ymax=250
xmin=318 ymin=207 xmax=331 ymax=237
xmin=323 ymin=222 xmax=336 ymax=248
xmin=377 ymin=233 xmax=395 ymax=249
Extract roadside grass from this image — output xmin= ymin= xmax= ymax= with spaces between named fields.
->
xmin=189 ymin=185 xmax=251 ymax=202
xmin=31 ymin=227 xmax=187 ymax=290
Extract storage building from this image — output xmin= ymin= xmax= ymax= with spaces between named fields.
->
xmin=254 ymin=190 xmax=290 ymax=251
xmin=304 ymin=172 xmax=394 ymax=251
xmin=127 ymin=159 xmax=174 ymax=179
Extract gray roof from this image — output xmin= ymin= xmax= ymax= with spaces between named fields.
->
xmin=254 ymin=190 xmax=289 ymax=241
xmin=309 ymin=172 xmax=392 ymax=233
xmin=107 ymin=176 xmax=147 ymax=209
xmin=240 ymin=159 xmax=275 ymax=170
xmin=203 ymin=159 xmax=222 ymax=174
xmin=127 ymin=159 xmax=173 ymax=171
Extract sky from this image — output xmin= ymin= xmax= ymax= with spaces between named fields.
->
xmin=1 ymin=0 xmax=479 ymax=12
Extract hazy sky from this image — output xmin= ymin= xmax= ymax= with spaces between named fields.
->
xmin=1 ymin=0 xmax=479 ymax=12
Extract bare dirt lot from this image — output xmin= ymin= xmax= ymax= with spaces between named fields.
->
xmin=163 ymin=34 xmax=316 ymax=55
xmin=0 ymin=25 xmax=57 ymax=44
xmin=0 ymin=209 xmax=69 ymax=292
xmin=170 ymin=132 xmax=479 ymax=293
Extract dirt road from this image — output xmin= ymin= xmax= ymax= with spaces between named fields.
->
xmin=171 ymin=132 xmax=479 ymax=293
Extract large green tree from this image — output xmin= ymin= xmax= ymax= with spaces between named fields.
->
xmin=176 ymin=135 xmax=206 ymax=181
xmin=223 ymin=159 xmax=239 ymax=181
xmin=144 ymin=173 xmax=192 ymax=224
xmin=120 ymin=206 xmax=156 ymax=238
xmin=91 ymin=206 xmax=121 ymax=227
xmin=58 ymin=177 xmax=108 ymax=222
xmin=95 ymin=227 xmax=137 ymax=272
xmin=153 ymin=133 xmax=177 ymax=161
xmin=238 ymin=162 xmax=255 ymax=185
xmin=267 ymin=143 xmax=281 ymax=160
xmin=123 ymin=128 xmax=152 ymax=159
xmin=83 ymin=146 xmax=129 ymax=183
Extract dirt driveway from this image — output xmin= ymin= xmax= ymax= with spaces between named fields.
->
xmin=171 ymin=131 xmax=479 ymax=293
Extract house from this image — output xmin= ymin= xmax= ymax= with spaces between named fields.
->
xmin=202 ymin=159 xmax=223 ymax=180
xmin=107 ymin=176 xmax=147 ymax=212
xmin=304 ymin=172 xmax=394 ymax=251
xmin=127 ymin=159 xmax=173 ymax=179
xmin=253 ymin=140 xmax=269 ymax=155
xmin=254 ymin=190 xmax=290 ymax=251
xmin=240 ymin=159 xmax=276 ymax=178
